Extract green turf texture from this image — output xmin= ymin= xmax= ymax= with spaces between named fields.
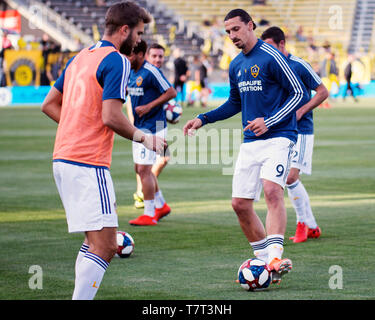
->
xmin=0 ymin=98 xmax=374 ymax=300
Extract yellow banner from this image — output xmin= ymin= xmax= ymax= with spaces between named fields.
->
xmin=4 ymin=50 xmax=42 ymax=86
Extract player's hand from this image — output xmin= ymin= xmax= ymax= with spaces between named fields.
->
xmin=183 ymin=118 xmax=203 ymax=136
xmin=142 ymin=135 xmax=167 ymax=155
xmin=135 ymin=104 xmax=152 ymax=118
xmin=244 ymin=118 xmax=268 ymax=136
xmin=296 ymin=109 xmax=304 ymax=121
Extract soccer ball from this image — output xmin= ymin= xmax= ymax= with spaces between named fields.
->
xmin=164 ymin=100 xmax=182 ymax=124
xmin=116 ymin=231 xmax=135 ymax=258
xmin=237 ymin=258 xmax=271 ymax=291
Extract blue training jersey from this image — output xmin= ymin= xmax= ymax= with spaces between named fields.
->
xmin=54 ymin=40 xmax=130 ymax=102
xmin=288 ymin=54 xmax=322 ymax=134
xmin=127 ymin=61 xmax=172 ymax=134
xmin=198 ymin=39 xmax=309 ymax=144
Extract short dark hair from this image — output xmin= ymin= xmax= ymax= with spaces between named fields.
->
xmin=261 ymin=26 xmax=285 ymax=45
xmin=133 ymin=39 xmax=147 ymax=55
xmin=105 ymin=1 xmax=151 ymax=36
xmin=147 ymin=43 xmax=165 ymax=53
xmin=224 ymin=8 xmax=257 ymax=30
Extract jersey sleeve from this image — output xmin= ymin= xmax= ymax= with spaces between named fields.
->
xmin=146 ymin=64 xmax=171 ymax=94
xmin=53 ymin=56 xmax=75 ymax=93
xmin=98 ymin=52 xmax=131 ymax=102
xmin=297 ymin=60 xmax=322 ymax=91
xmin=262 ymin=49 xmax=309 ymax=129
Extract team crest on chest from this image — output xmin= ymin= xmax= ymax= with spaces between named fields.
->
xmin=136 ymin=76 xmax=143 ymax=86
xmin=250 ymin=65 xmax=260 ymax=78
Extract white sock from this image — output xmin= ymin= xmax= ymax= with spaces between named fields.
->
xmin=154 ymin=190 xmax=165 ymax=209
xmin=144 ymin=199 xmax=155 ymax=217
xmin=287 ymin=180 xmax=307 ymax=224
xmin=72 ymin=251 xmax=109 ymax=300
xmin=75 ymin=243 xmax=89 ymax=276
xmin=250 ymin=238 xmax=268 ymax=263
xmin=266 ymin=234 xmax=284 ymax=264
xmin=304 ymin=201 xmax=318 ymax=229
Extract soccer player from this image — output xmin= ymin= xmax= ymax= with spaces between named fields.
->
xmin=127 ymin=40 xmax=176 ymax=226
xmin=128 ymin=43 xmax=172 ymax=209
xmin=41 ymin=2 xmax=165 ymax=300
xmin=183 ymin=9 xmax=309 ymax=284
xmin=261 ymin=26 xmax=328 ymax=243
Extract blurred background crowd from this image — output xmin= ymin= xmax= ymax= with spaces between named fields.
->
xmin=1 ymin=0 xmax=374 ymax=104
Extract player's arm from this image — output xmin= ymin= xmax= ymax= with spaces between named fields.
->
xmin=41 ymin=86 xmax=63 ymax=123
xmin=126 ymin=98 xmax=134 ymax=124
xmin=296 ymin=83 xmax=328 ymax=121
xmin=102 ymin=98 xmax=166 ymax=153
xmin=135 ymin=86 xmax=177 ymax=118
xmin=183 ymin=63 xmax=241 ymax=136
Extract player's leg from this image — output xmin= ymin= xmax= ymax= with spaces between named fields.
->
xmin=129 ymin=164 xmax=158 ymax=225
xmin=129 ymin=142 xmax=158 ymax=225
xmin=75 ymin=236 xmax=89 ymax=277
xmin=286 ymin=167 xmax=308 ymax=243
xmin=232 ymin=197 xmax=268 ymax=262
xmin=152 ymin=155 xmax=169 ymax=177
xmin=133 ymin=173 xmax=144 ymax=209
xmin=231 ymin=142 xmax=267 ymax=261
xmin=263 ymin=179 xmax=287 ymax=260
xmin=153 ymin=172 xmax=171 ymax=221
xmin=287 ymin=134 xmax=320 ymax=239
xmin=152 ymin=129 xmax=171 ymax=221
xmin=259 ymin=138 xmax=294 ymax=282
xmin=53 ymin=161 xmax=119 ymax=299
xmin=73 ymin=227 xmax=117 ymax=300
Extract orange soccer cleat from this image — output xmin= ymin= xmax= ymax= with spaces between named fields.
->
xmin=129 ymin=214 xmax=157 ymax=226
xmin=268 ymin=257 xmax=293 ymax=284
xmin=155 ymin=203 xmax=171 ymax=221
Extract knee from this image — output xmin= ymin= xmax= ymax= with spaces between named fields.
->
xmin=263 ymin=184 xmax=284 ymax=206
xmin=89 ymin=239 xmax=117 ymax=262
xmin=232 ymin=198 xmax=249 ymax=216
xmin=136 ymin=165 xmax=151 ymax=178
xmin=103 ymin=240 xmax=118 ymax=261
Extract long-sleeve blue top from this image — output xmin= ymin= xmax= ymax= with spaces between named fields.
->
xmin=197 ymin=39 xmax=309 ymax=144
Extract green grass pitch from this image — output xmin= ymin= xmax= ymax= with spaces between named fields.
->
xmin=0 ymin=98 xmax=374 ymax=300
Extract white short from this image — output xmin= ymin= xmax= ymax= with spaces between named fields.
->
xmin=132 ymin=127 xmax=168 ymax=165
xmin=232 ymin=137 xmax=294 ymax=201
xmin=53 ymin=161 xmax=118 ymax=233
xmin=290 ymin=134 xmax=314 ymax=175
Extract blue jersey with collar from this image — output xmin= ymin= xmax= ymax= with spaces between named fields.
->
xmin=198 ymin=39 xmax=309 ymax=144
xmin=54 ymin=40 xmax=130 ymax=102
xmin=128 ymin=61 xmax=171 ymax=134
xmin=288 ymin=54 xmax=322 ymax=134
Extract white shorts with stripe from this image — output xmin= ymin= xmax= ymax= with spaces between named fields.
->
xmin=290 ymin=134 xmax=314 ymax=175
xmin=132 ymin=127 xmax=168 ymax=165
xmin=53 ymin=160 xmax=118 ymax=233
xmin=232 ymin=137 xmax=294 ymax=201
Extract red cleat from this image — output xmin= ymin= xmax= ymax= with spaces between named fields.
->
xmin=129 ymin=214 xmax=157 ymax=226
xmin=289 ymin=222 xmax=308 ymax=243
xmin=155 ymin=203 xmax=171 ymax=221
xmin=307 ymin=226 xmax=321 ymax=239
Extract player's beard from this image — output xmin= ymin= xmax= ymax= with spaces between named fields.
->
xmin=119 ymin=31 xmax=135 ymax=56
xmin=232 ymin=38 xmax=244 ymax=49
